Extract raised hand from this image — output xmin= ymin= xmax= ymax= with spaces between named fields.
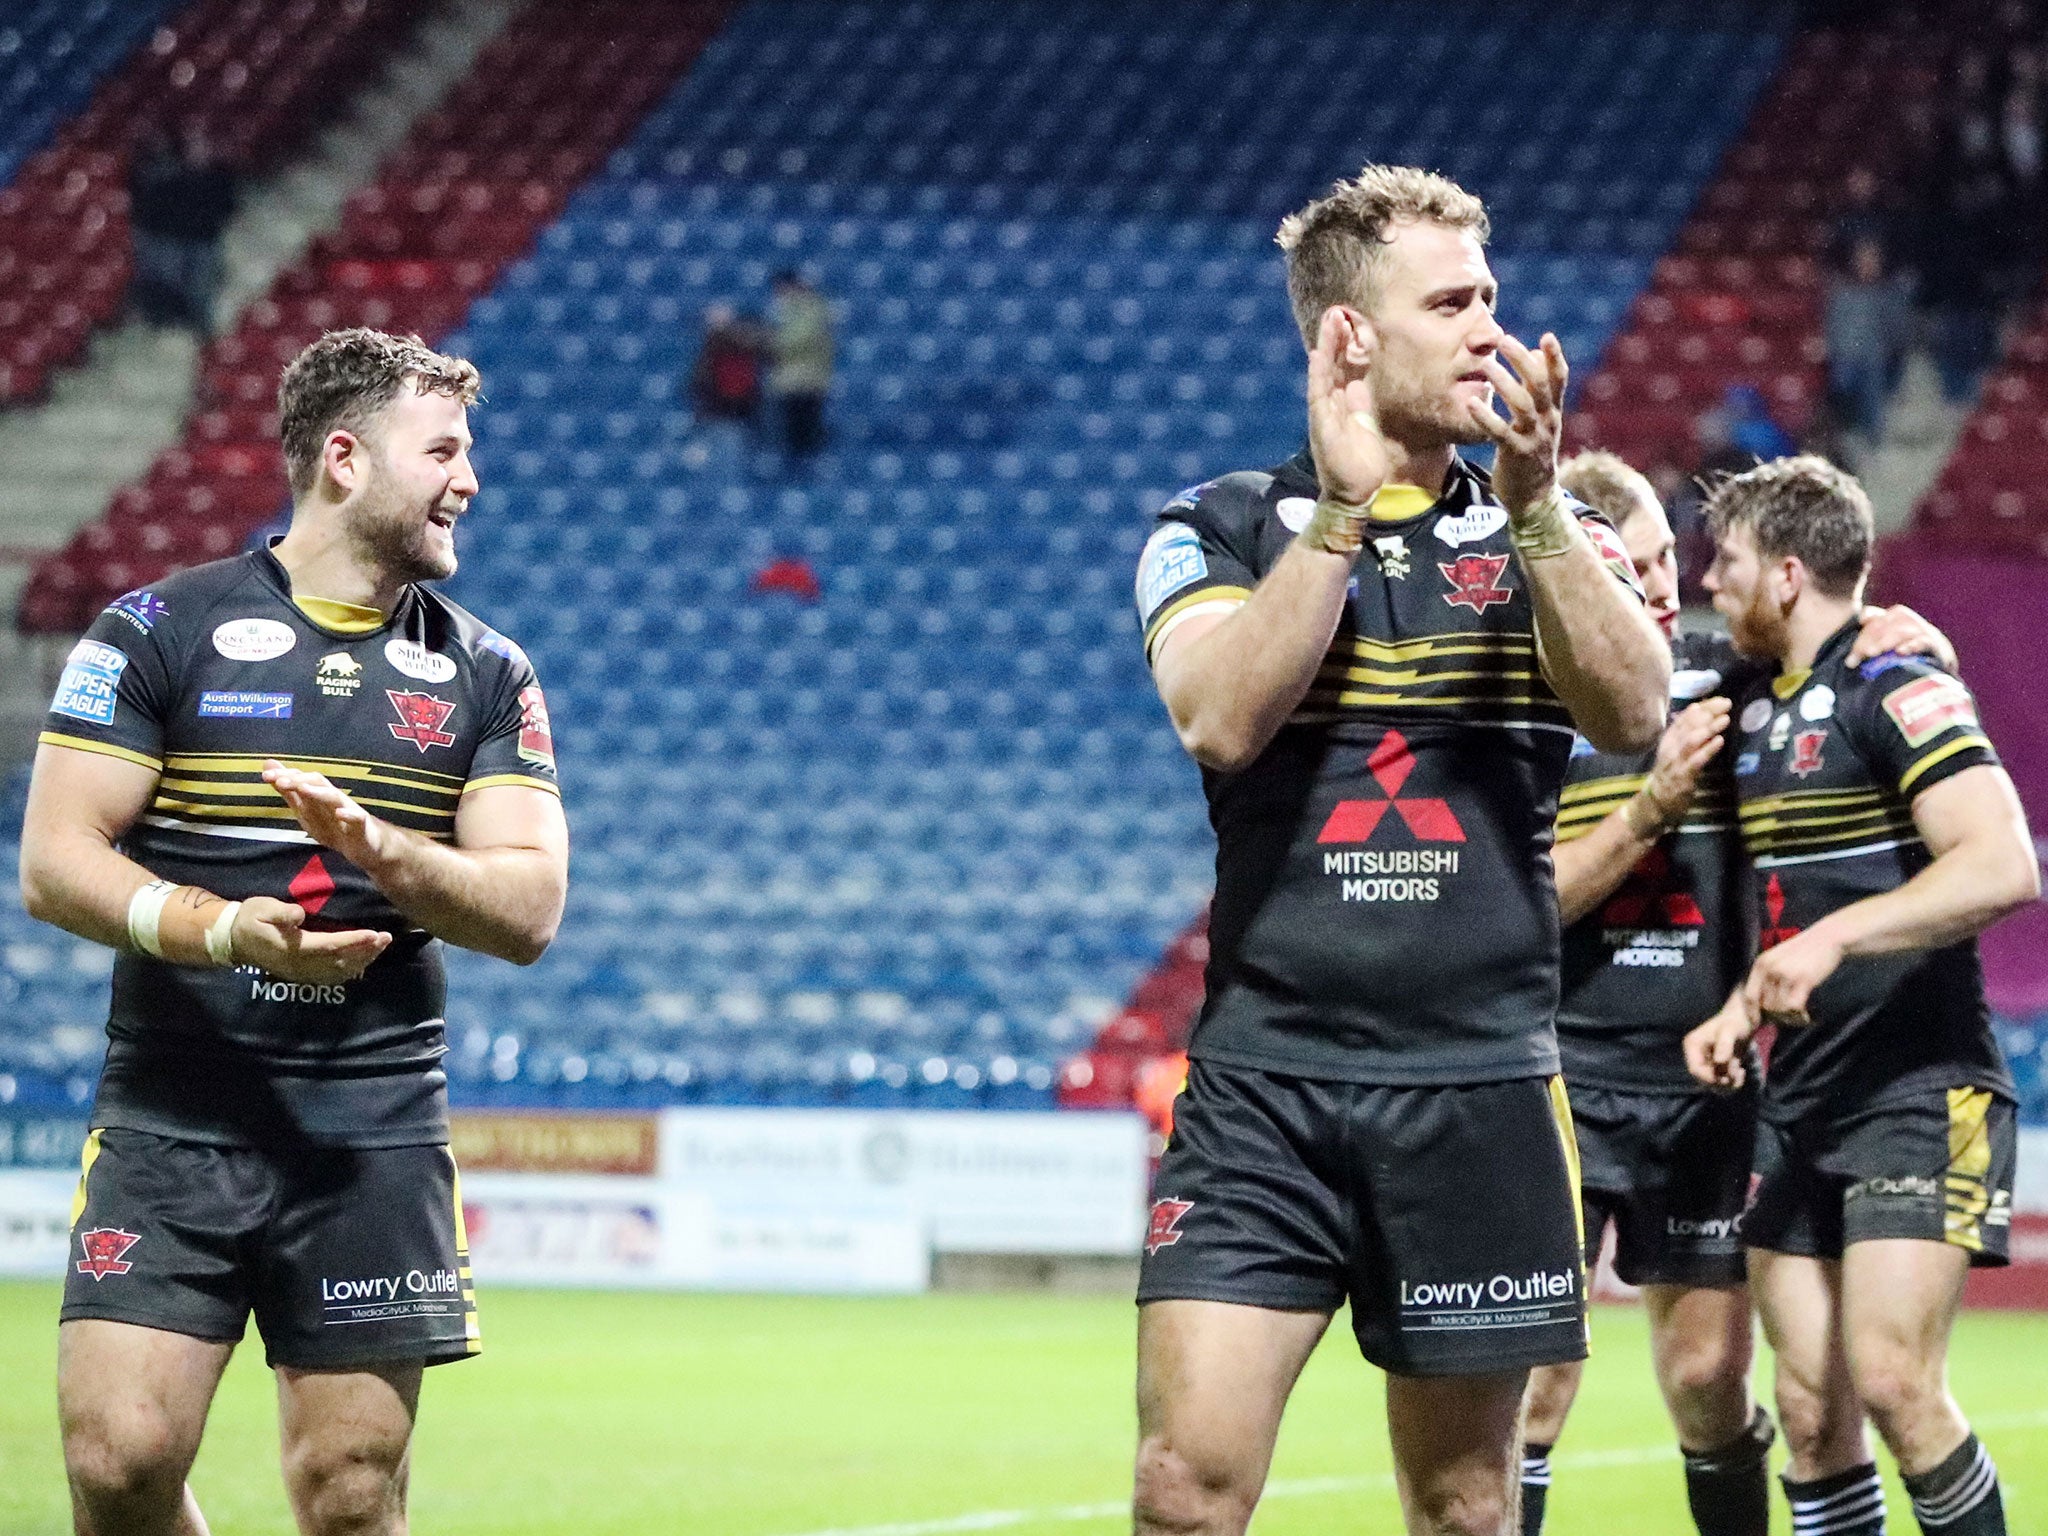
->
xmin=1306 ymin=305 xmax=1390 ymax=517
xmin=1465 ymin=332 xmax=1567 ymax=516
xmin=230 ymin=895 xmax=390 ymax=983
xmin=1641 ymin=698 xmax=1731 ymax=826
xmin=263 ymin=760 xmax=390 ymax=871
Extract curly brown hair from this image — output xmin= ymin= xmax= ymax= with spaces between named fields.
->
xmin=1276 ymin=164 xmax=1490 ymax=347
xmin=1704 ymin=455 xmax=1872 ymax=598
xmin=278 ymin=329 xmax=481 ymax=496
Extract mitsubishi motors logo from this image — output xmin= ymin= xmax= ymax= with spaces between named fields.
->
xmin=289 ymin=854 xmax=335 ymax=917
xmin=1759 ymin=873 xmax=1801 ymax=949
xmin=1601 ymin=845 xmax=1706 ymax=927
xmin=1317 ymin=732 xmax=1465 ymax=844
xmin=1317 ymin=732 xmax=1463 ymax=904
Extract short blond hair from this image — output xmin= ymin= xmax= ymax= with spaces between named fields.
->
xmin=1559 ymin=450 xmax=1657 ymax=530
xmin=1276 ymin=164 xmax=1490 ymax=347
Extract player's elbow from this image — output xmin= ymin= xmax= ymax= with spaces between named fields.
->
xmin=18 ymin=854 xmax=65 ymax=927
xmin=1177 ymin=717 xmax=1261 ymax=775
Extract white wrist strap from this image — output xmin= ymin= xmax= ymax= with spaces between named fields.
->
xmin=126 ymin=881 xmax=177 ymax=959
xmin=205 ymin=902 xmax=242 ymax=969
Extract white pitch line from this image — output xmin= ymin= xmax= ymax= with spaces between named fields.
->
xmin=767 ymin=1408 xmax=2048 ymax=1536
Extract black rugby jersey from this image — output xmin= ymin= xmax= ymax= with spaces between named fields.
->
xmin=1554 ymin=631 xmax=1762 ymax=1092
xmin=40 ymin=546 xmax=559 ymax=1148
xmin=1137 ymin=448 xmax=1642 ymax=1085
xmin=1727 ymin=618 xmax=2012 ymax=1124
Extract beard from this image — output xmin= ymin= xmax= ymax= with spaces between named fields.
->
xmin=346 ymin=477 xmax=456 ymax=585
xmin=1373 ymin=369 xmax=1494 ymax=452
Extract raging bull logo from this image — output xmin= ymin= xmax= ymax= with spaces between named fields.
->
xmin=316 ymin=652 xmax=363 ymax=697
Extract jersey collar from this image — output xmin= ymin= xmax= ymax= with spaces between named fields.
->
xmin=1276 ymin=447 xmax=1483 ymax=524
xmin=255 ymin=542 xmax=414 ymax=638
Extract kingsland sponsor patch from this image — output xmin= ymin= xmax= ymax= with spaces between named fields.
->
xmin=1136 ymin=522 xmax=1207 ymax=620
xmin=1881 ymin=674 xmax=1978 ymax=748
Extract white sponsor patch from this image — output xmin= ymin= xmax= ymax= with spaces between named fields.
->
xmin=384 ymin=638 xmax=458 ymax=684
xmin=1432 ymin=504 xmax=1508 ymax=547
xmin=50 ymin=640 xmax=128 ymax=726
xmin=1671 ymin=668 xmax=1723 ymax=702
xmin=1275 ymin=496 xmax=1317 ymax=533
xmin=1136 ymin=523 xmax=1208 ymax=621
xmin=213 ymin=618 xmax=296 ymax=662
xmin=1740 ymin=698 xmax=1773 ymax=734
xmin=1798 ymin=684 xmax=1835 ymax=722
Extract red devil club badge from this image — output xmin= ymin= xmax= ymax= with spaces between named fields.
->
xmin=1438 ymin=553 xmax=1514 ymax=613
xmin=1789 ymin=728 xmax=1827 ymax=778
xmin=517 ymin=685 xmax=555 ymax=771
xmin=76 ymin=1228 xmax=140 ymax=1281
xmin=386 ymin=690 xmax=456 ymax=752
xmin=1146 ymin=1198 xmax=1194 ymax=1255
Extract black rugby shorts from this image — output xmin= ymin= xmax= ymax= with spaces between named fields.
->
xmin=1573 ymin=1081 xmax=1755 ymax=1288
xmin=1137 ymin=1060 xmax=1589 ymax=1376
xmin=62 ymin=1128 xmax=479 ymax=1368
xmin=1744 ymin=1087 xmax=2014 ymax=1265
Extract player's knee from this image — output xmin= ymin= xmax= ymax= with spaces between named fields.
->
xmin=1658 ymin=1339 xmax=1749 ymax=1429
xmin=62 ymin=1402 xmax=192 ymax=1507
xmin=1132 ymin=1434 xmax=1257 ymax=1536
xmin=1406 ymin=1474 xmax=1514 ymax=1536
xmin=1848 ymin=1348 xmax=1941 ymax=1432
xmin=284 ymin=1438 xmax=407 ymax=1536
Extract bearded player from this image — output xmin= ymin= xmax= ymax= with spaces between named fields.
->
xmin=1131 ymin=165 xmax=1668 ymax=1536
xmin=1687 ymin=456 xmax=2033 ymax=1536
xmin=1520 ymin=452 xmax=1953 ymax=1536
xmin=21 ymin=329 xmax=567 ymax=1536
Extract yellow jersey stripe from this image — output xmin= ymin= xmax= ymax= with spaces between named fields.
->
xmin=164 ymin=751 xmax=466 ymax=786
xmin=1144 ymin=585 xmax=1252 ymax=642
xmin=1900 ymin=735 xmax=1994 ymax=795
xmin=39 ymin=733 xmax=163 ymax=772
xmin=463 ymin=774 xmax=562 ymax=797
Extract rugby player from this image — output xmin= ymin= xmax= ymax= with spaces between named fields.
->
xmin=19 ymin=329 xmax=567 ymax=1536
xmin=1130 ymin=165 xmax=1669 ymax=1536
xmin=1685 ymin=457 xmax=2033 ymax=1536
xmin=1521 ymin=453 xmax=1953 ymax=1536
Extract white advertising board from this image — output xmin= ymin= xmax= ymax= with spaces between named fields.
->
xmin=0 ymin=1170 xmax=79 ymax=1277
xmin=656 ymin=1108 xmax=1152 ymax=1255
xmin=459 ymin=1172 xmax=928 ymax=1293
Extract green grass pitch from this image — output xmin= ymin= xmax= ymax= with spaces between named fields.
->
xmin=1 ymin=1282 xmax=2042 ymax=1533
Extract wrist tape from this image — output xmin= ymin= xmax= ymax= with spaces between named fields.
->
xmin=1508 ymin=485 xmax=1581 ymax=561
xmin=1300 ymin=496 xmax=1370 ymax=556
xmin=125 ymin=881 xmax=178 ymax=959
xmin=205 ymin=901 xmax=242 ymax=968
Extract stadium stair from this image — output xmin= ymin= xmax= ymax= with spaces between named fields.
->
xmin=1566 ymin=20 xmax=1948 ymax=479
xmin=0 ymin=2 xmax=517 ymax=717
xmin=406 ymin=0 xmax=1781 ymax=1113
xmin=15 ymin=0 xmax=731 ymax=636
xmin=0 ymin=0 xmax=425 ymax=409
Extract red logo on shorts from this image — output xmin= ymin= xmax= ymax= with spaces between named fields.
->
xmin=386 ymin=690 xmax=456 ymax=752
xmin=1146 ymin=1198 xmax=1194 ymax=1256
xmin=76 ymin=1228 xmax=140 ymax=1281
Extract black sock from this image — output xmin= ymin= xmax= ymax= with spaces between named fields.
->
xmin=1520 ymin=1441 xmax=1552 ymax=1536
xmin=1902 ymin=1433 xmax=2004 ymax=1535
xmin=1683 ymin=1406 xmax=1775 ymax=1536
xmin=1782 ymin=1462 xmax=1887 ymax=1536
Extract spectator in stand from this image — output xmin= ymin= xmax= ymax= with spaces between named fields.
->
xmin=689 ymin=302 xmax=765 ymax=426
xmin=1824 ymin=237 xmax=1913 ymax=451
xmin=1826 ymin=168 xmax=1903 ymax=280
xmin=768 ymin=270 xmax=835 ymax=463
xmin=128 ymin=125 xmax=237 ymax=334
